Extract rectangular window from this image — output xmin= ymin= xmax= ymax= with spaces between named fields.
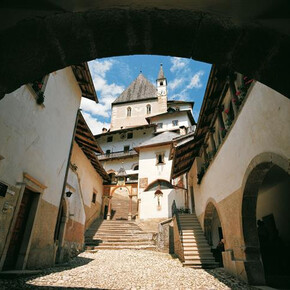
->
xmin=124 ymin=146 xmax=130 ymax=153
xmin=127 ymin=132 xmax=133 ymax=139
xmin=106 ymin=149 xmax=111 ymax=157
xmin=107 ymin=136 xmax=113 ymax=142
xmin=156 ymin=153 xmax=165 ymax=165
xmin=172 ymin=120 xmax=178 ymax=126
xmin=92 ymin=192 xmax=97 ymax=203
xmin=157 ymin=123 xmax=163 ymax=129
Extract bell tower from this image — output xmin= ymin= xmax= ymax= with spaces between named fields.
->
xmin=156 ymin=64 xmax=167 ymax=112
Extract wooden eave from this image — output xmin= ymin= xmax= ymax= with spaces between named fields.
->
xmin=71 ymin=62 xmax=98 ymax=103
xmin=75 ymin=112 xmax=109 ymax=181
xmin=171 ymin=65 xmax=229 ymax=179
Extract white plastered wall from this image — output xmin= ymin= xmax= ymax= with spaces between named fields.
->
xmin=150 ymin=111 xmax=192 ymax=133
xmin=98 ymin=127 xmax=155 ymax=153
xmin=192 ymin=82 xmax=290 ymax=218
xmin=111 ymin=98 xmax=166 ymax=130
xmin=0 ymin=67 xmax=82 ymax=207
xmin=70 ymin=142 xmax=104 ymax=209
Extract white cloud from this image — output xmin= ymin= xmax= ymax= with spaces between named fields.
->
xmin=187 ymin=71 xmax=204 ymax=89
xmin=82 ymin=112 xmax=110 ymax=135
xmin=168 ymin=78 xmax=184 ymax=91
xmin=170 ymin=57 xmax=189 ymax=73
xmin=81 ymin=59 xmax=125 ymax=121
xmin=89 ymin=59 xmax=114 ymax=78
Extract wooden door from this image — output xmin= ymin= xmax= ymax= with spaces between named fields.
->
xmin=3 ymin=189 xmax=34 ymax=270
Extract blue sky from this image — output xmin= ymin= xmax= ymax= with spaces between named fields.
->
xmin=81 ymin=55 xmax=211 ymax=134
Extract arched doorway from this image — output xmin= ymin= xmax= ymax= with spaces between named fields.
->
xmin=204 ymin=201 xmax=224 ymax=266
xmin=242 ymin=153 xmax=290 ymax=287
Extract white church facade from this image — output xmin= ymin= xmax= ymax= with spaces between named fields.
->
xmin=95 ymin=65 xmax=195 ymax=221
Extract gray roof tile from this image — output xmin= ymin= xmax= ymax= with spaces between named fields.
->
xmin=113 ymin=73 xmax=157 ymax=104
xmin=137 ymin=131 xmax=179 ymax=148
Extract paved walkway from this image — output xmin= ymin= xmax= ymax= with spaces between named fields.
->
xmin=0 ymin=250 xmax=256 ymax=289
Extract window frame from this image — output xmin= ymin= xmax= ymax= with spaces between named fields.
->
xmin=172 ymin=120 xmax=179 ymax=127
xmin=127 ymin=107 xmax=132 ymax=117
xmin=157 ymin=123 xmax=163 ymax=129
xmin=156 ymin=152 xmax=165 ymax=165
xmin=146 ymin=104 xmax=151 ymax=115
xmin=92 ymin=192 xmax=97 ymax=204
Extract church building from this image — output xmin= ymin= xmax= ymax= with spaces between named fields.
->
xmin=95 ymin=65 xmax=195 ymax=221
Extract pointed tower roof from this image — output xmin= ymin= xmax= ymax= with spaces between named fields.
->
xmin=113 ymin=73 xmax=157 ymax=104
xmin=157 ymin=64 xmax=165 ymax=80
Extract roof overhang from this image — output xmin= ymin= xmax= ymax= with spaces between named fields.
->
xmin=94 ymin=124 xmax=156 ymax=138
xmin=134 ymin=140 xmax=172 ymax=153
xmin=170 ymin=64 xmax=229 ymax=179
xmin=75 ymin=112 xmax=109 ymax=180
xmin=71 ymin=62 xmax=98 ymax=103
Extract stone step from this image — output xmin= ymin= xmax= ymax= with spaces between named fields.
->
xmin=183 ymin=262 xmax=219 ymax=269
xmin=180 ymin=225 xmax=202 ymax=230
xmin=182 ymin=240 xmax=209 ymax=245
xmin=181 ymin=232 xmax=206 ymax=237
xmin=90 ymin=232 xmax=153 ymax=236
xmin=87 ymin=241 xmax=156 ymax=246
xmin=181 ymin=237 xmax=208 ymax=242
xmin=86 ymin=237 xmax=152 ymax=242
xmin=86 ymin=245 xmax=156 ymax=250
xmin=183 ymin=247 xmax=212 ymax=252
xmin=184 ymin=255 xmax=214 ymax=260
xmin=86 ymin=230 xmax=143 ymax=235
xmin=184 ymin=249 xmax=213 ymax=255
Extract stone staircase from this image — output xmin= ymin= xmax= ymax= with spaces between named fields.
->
xmin=178 ymin=213 xmax=219 ymax=269
xmin=85 ymin=219 xmax=156 ymax=251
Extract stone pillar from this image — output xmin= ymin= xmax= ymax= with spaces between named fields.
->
xmin=128 ymin=195 xmax=133 ymax=220
xmin=106 ymin=196 xmax=112 ymax=220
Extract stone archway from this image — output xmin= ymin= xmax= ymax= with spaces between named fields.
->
xmin=241 ymin=152 xmax=290 ymax=286
xmin=204 ymin=200 xmax=224 ymax=266
xmin=204 ymin=201 xmax=223 ymax=246
xmin=0 ymin=3 xmax=290 ymax=98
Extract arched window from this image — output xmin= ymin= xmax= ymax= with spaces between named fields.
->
xmin=133 ymin=165 xmax=139 ymax=170
xmin=146 ymin=104 xmax=151 ymax=115
xmin=127 ymin=107 xmax=131 ymax=117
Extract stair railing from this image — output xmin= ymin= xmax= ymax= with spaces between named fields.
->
xmin=171 ymin=200 xmax=185 ymax=261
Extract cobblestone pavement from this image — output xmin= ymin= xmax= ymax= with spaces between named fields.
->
xmin=0 ymin=250 xmax=257 ymax=289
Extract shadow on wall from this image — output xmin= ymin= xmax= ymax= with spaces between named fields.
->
xmin=0 ymin=256 xmax=94 ymax=289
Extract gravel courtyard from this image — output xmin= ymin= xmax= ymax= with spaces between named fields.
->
xmin=0 ymin=250 xmax=256 ymax=289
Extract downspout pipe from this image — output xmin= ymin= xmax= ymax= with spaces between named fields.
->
xmin=54 ymin=109 xmax=80 ymax=241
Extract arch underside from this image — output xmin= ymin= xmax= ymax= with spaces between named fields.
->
xmin=241 ymin=153 xmax=290 ymax=285
xmin=0 ymin=3 xmax=290 ymax=98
